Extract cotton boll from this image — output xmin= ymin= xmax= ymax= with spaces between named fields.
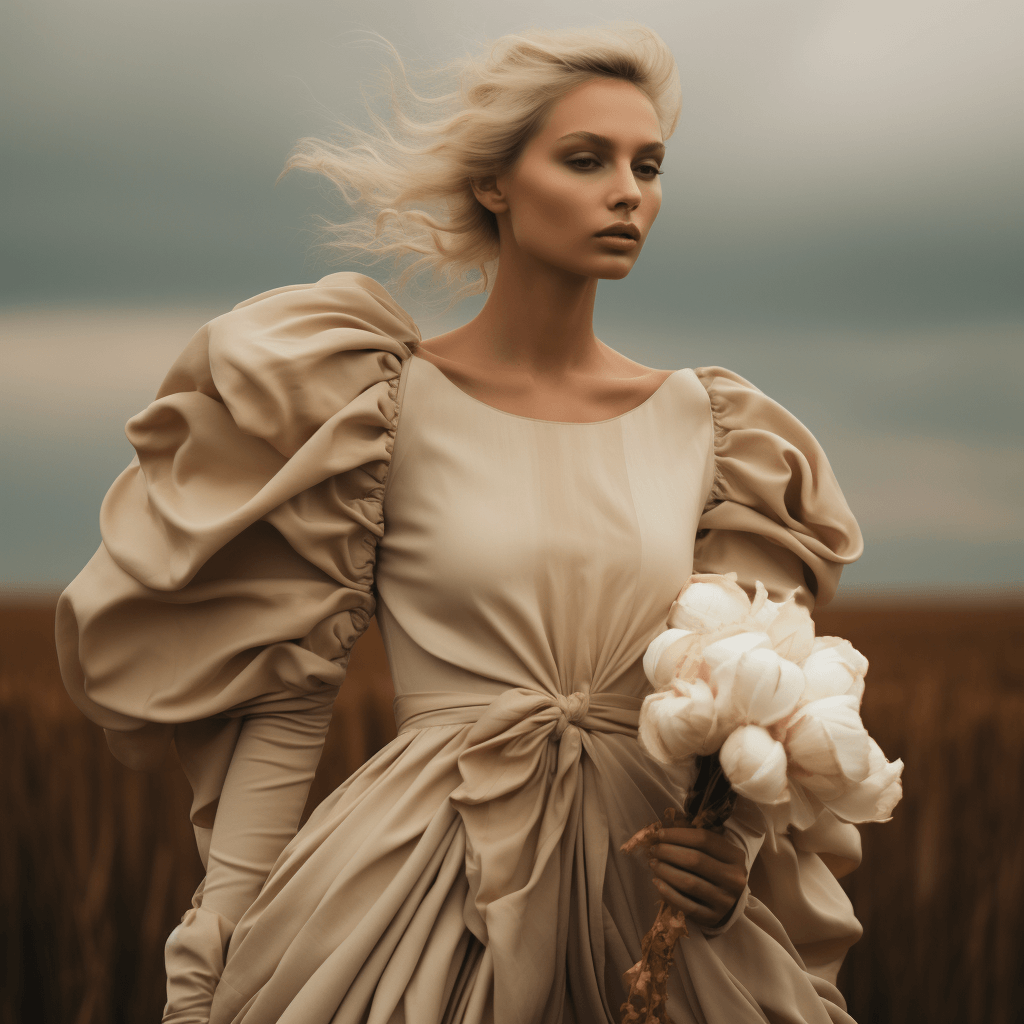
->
xmin=643 ymin=628 xmax=697 ymax=689
xmin=719 ymin=725 xmax=790 ymax=805
xmin=638 ymin=680 xmax=725 ymax=763
xmin=824 ymin=737 xmax=904 ymax=823
xmin=799 ymin=770 xmax=853 ymax=802
xmin=666 ymin=574 xmax=752 ymax=633
xmin=801 ymin=637 xmax=869 ymax=704
xmin=637 ymin=692 xmax=679 ymax=764
xmin=702 ymin=631 xmax=772 ymax=675
xmin=748 ymin=580 xmax=783 ymax=631
xmin=713 ymin=647 xmax=806 ymax=727
xmin=785 ymin=695 xmax=871 ymax=784
xmin=765 ymin=600 xmax=816 ymax=664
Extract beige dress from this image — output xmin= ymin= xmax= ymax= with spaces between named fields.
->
xmin=56 ymin=273 xmax=866 ymax=1024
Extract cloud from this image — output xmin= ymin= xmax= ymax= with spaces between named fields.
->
xmin=0 ymin=0 xmax=1021 ymax=325
xmin=3 ymin=303 xmax=1021 ymax=588
xmin=1 ymin=2 xmax=1021 ymax=589
xmin=825 ymin=431 xmax=1023 ymax=542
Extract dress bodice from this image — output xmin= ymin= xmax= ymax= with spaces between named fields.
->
xmin=376 ymin=354 xmax=716 ymax=712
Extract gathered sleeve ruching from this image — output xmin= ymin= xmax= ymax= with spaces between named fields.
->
xmin=689 ymin=368 xmax=866 ymax=992
xmin=55 ymin=272 xmax=418 ymax=1023
xmin=692 ymin=366 xmax=863 ymax=613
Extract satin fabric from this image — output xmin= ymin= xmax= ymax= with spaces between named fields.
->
xmin=209 ymin=350 xmax=863 ymax=1024
xmin=54 ymin=273 xmax=867 ymax=1024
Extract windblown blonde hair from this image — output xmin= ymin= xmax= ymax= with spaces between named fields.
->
xmin=281 ymin=23 xmax=682 ymax=313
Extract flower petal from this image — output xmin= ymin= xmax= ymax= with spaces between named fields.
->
xmin=785 ymin=777 xmax=828 ymax=831
xmin=823 ymin=737 xmax=904 ymax=823
xmin=720 ymin=725 xmax=790 ymax=804
xmin=702 ymin=631 xmax=772 ymax=674
xmin=715 ymin=647 xmax=806 ymax=727
xmin=638 ymin=681 xmax=726 ymax=763
xmin=766 ymin=599 xmax=816 ymax=663
xmin=785 ymin=695 xmax=871 ymax=782
xmin=643 ymin=628 xmax=699 ymax=690
xmin=748 ymin=580 xmax=784 ymax=630
xmin=801 ymin=637 xmax=869 ymax=703
xmin=667 ymin=573 xmax=752 ymax=633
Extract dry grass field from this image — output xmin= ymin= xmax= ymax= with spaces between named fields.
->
xmin=2 ymin=598 xmax=1022 ymax=1024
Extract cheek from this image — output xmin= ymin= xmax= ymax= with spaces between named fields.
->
xmin=515 ymin=169 xmax=590 ymax=236
xmin=643 ymin=189 xmax=662 ymax=227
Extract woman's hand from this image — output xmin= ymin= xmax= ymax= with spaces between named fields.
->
xmin=648 ymin=825 xmax=748 ymax=930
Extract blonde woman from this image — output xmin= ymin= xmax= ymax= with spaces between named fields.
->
xmin=57 ymin=23 xmax=865 ymax=1024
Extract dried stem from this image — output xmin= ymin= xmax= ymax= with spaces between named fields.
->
xmin=618 ymin=754 xmax=737 ymax=1024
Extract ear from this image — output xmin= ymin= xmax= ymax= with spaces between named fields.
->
xmin=470 ymin=174 xmax=509 ymax=215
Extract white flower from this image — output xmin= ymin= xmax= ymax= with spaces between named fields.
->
xmin=702 ymin=631 xmax=772 ymax=675
xmin=720 ymin=725 xmax=790 ymax=805
xmin=667 ymin=572 xmax=752 ymax=633
xmin=711 ymin=647 xmax=806 ymax=728
xmin=638 ymin=679 xmax=728 ymax=762
xmin=642 ymin=628 xmax=704 ymax=690
xmin=748 ymin=580 xmax=784 ymax=631
xmin=782 ymin=777 xmax=828 ymax=832
xmin=641 ymin=572 xmax=903 ymax=829
xmin=823 ymin=736 xmax=904 ymax=823
xmin=800 ymin=636 xmax=868 ymax=704
xmin=765 ymin=599 xmax=816 ymax=664
xmin=785 ymin=695 xmax=871 ymax=784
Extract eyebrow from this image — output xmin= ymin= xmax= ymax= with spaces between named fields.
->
xmin=555 ymin=131 xmax=666 ymax=158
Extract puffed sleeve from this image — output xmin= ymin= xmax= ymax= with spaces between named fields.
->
xmin=692 ymin=366 xmax=863 ymax=612
xmin=691 ymin=366 xmax=866 ymax=992
xmin=54 ymin=271 xmax=418 ymax=1022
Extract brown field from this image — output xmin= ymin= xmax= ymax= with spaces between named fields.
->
xmin=2 ymin=598 xmax=1022 ymax=1024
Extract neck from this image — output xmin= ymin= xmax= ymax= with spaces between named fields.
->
xmin=460 ymin=242 xmax=602 ymax=379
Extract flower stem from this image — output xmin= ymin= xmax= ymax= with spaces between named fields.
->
xmin=618 ymin=756 xmax=737 ymax=1023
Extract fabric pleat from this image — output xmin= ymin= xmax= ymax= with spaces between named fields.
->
xmin=692 ymin=366 xmax=864 ymax=611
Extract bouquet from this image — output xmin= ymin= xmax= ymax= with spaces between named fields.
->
xmin=619 ymin=572 xmax=904 ymax=1024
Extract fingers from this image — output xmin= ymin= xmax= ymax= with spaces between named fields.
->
xmin=649 ymin=842 xmax=746 ymax=896
xmin=650 ymin=858 xmax=730 ymax=912
xmin=650 ymin=870 xmax=737 ymax=928
xmin=657 ymin=826 xmax=745 ymax=866
xmin=646 ymin=826 xmax=748 ymax=929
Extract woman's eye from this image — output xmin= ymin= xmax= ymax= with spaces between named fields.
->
xmin=567 ymin=157 xmax=663 ymax=178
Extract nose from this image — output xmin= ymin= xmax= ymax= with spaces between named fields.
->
xmin=607 ymin=160 xmax=643 ymax=212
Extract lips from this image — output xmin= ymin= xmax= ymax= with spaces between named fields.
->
xmin=595 ymin=223 xmax=640 ymax=240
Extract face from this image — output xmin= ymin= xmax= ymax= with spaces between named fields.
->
xmin=474 ymin=77 xmax=666 ymax=281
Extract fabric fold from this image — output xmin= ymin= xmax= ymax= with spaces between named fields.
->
xmin=54 ymin=271 xmax=419 ymax=1024
xmin=446 ymin=688 xmax=642 ymax=1024
xmin=55 ymin=271 xmax=868 ymax=1024
xmin=692 ymin=366 xmax=864 ymax=611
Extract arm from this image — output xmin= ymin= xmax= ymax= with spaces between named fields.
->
xmin=162 ymin=700 xmax=336 ymax=1023
xmin=56 ymin=273 xmax=418 ymax=1024
xmin=647 ymin=367 xmax=865 ymax=964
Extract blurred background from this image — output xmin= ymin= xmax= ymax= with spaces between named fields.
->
xmin=2 ymin=0 xmax=1022 ymax=595
xmin=1 ymin=1 xmax=1021 ymax=1022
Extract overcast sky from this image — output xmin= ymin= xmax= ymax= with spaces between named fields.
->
xmin=2 ymin=0 xmax=1022 ymax=594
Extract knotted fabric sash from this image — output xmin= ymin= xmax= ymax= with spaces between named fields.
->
xmin=395 ymin=686 xmax=643 ymax=1024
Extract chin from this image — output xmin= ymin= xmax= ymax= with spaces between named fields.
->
xmin=537 ymin=249 xmax=638 ymax=281
xmin=600 ymin=263 xmax=635 ymax=280
xmin=592 ymin=258 xmax=637 ymax=281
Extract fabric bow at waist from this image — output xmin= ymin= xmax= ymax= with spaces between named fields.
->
xmin=394 ymin=686 xmax=641 ymax=737
xmin=397 ymin=686 xmax=643 ymax=1024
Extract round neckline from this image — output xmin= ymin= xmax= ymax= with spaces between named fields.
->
xmin=411 ymin=352 xmax=686 ymax=427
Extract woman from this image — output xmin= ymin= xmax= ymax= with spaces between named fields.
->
xmin=56 ymin=23 xmax=865 ymax=1024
